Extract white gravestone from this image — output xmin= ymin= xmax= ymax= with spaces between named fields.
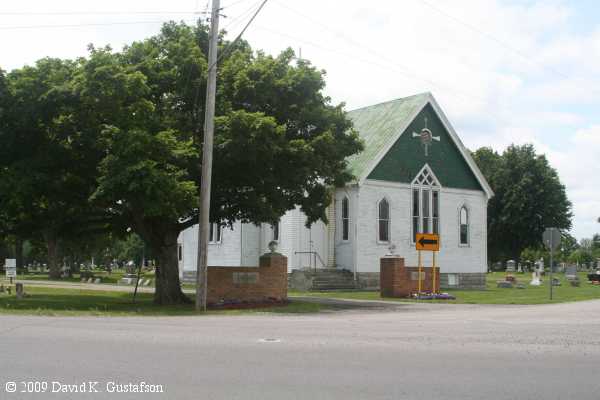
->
xmin=530 ymin=270 xmax=542 ymax=286
xmin=506 ymin=260 xmax=516 ymax=273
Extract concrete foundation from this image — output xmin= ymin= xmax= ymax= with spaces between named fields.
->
xmin=439 ymin=272 xmax=486 ymax=290
xmin=356 ymin=271 xmax=486 ymax=291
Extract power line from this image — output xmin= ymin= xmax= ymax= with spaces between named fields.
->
xmin=251 ymin=21 xmax=514 ymax=129
xmin=253 ymin=24 xmax=489 ymax=105
xmin=416 ymin=0 xmax=570 ymax=79
xmin=212 ymin=0 xmax=268 ymax=68
xmin=191 ymin=0 xmax=268 ymax=119
xmin=271 ymin=2 xmax=489 ymax=104
xmin=0 ymin=19 xmax=198 ymax=30
xmin=221 ymin=0 xmax=263 ymax=31
xmin=221 ymin=0 xmax=255 ymax=10
xmin=0 ymin=11 xmax=200 ymax=16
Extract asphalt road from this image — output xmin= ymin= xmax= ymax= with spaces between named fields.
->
xmin=1 ymin=299 xmax=600 ymax=400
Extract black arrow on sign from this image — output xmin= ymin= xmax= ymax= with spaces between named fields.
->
xmin=419 ymin=237 xmax=438 ymax=246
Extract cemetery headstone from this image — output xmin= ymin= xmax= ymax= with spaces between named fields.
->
xmin=497 ymin=281 xmax=513 ymax=288
xmin=517 ymin=263 xmax=523 ymax=273
xmin=506 ymin=260 xmax=516 ymax=272
xmin=530 ymin=270 xmax=542 ymax=286
xmin=551 ymin=277 xmax=561 ymax=286
xmin=119 ymin=276 xmax=136 ymax=285
xmin=569 ymin=279 xmax=580 ymax=287
xmin=60 ymin=265 xmax=70 ymax=278
xmin=15 ymin=283 xmax=24 ymax=299
xmin=565 ymin=265 xmax=578 ymax=280
xmin=94 ymin=278 xmax=101 ymax=284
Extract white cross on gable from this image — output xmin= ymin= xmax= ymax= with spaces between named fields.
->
xmin=412 ymin=117 xmax=440 ymax=156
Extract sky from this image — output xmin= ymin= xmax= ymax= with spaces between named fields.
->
xmin=1 ymin=0 xmax=599 ymax=240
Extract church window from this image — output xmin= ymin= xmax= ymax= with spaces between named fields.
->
xmin=459 ymin=206 xmax=469 ymax=245
xmin=177 ymin=244 xmax=183 ymax=261
xmin=432 ymin=191 xmax=439 ymax=235
xmin=209 ymin=223 xmax=222 ymax=244
xmin=412 ymin=189 xmax=420 ymax=241
xmin=411 ymin=166 xmax=441 ymax=242
xmin=422 ymin=189 xmax=430 ymax=234
xmin=342 ymin=197 xmax=349 ymax=241
xmin=378 ymin=198 xmax=390 ymax=242
xmin=271 ymin=222 xmax=280 ymax=242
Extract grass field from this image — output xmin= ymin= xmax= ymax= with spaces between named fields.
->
xmin=0 ymin=286 xmax=324 ymax=316
xmin=2 ymin=271 xmax=598 ymax=317
xmin=290 ymin=272 xmax=600 ymax=305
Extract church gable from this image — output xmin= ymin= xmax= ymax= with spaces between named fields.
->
xmin=366 ymin=103 xmax=483 ymax=192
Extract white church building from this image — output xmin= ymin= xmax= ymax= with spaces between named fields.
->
xmin=178 ymin=92 xmax=493 ymax=289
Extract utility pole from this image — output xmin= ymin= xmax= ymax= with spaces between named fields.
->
xmin=196 ymin=0 xmax=220 ymax=312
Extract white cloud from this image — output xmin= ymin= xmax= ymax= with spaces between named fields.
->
xmin=1 ymin=0 xmax=599 ymax=238
xmin=545 ymin=126 xmax=600 ymax=238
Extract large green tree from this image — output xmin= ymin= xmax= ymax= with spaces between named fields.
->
xmin=0 ymin=58 xmax=109 ymax=278
xmin=473 ymin=144 xmax=572 ymax=262
xmin=85 ymin=23 xmax=362 ymax=304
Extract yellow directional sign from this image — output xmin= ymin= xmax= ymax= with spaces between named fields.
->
xmin=415 ymin=233 xmax=440 ymax=251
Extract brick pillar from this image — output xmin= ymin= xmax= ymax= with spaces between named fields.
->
xmin=380 ymin=256 xmax=408 ymax=297
xmin=259 ymin=252 xmax=288 ymax=301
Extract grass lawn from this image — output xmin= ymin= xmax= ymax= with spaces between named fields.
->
xmin=290 ymin=272 xmax=600 ymax=305
xmin=0 ymin=286 xmax=325 ymax=316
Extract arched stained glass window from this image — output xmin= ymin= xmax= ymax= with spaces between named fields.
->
xmin=411 ymin=165 xmax=440 ymax=243
xmin=342 ymin=197 xmax=349 ymax=241
xmin=378 ymin=199 xmax=390 ymax=242
xmin=460 ymin=206 xmax=469 ymax=245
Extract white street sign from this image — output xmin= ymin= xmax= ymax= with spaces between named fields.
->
xmin=5 ymin=258 xmax=16 ymax=278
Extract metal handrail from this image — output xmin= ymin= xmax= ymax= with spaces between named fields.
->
xmin=294 ymin=251 xmax=326 ymax=271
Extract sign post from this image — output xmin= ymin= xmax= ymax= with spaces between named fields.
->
xmin=417 ymin=250 xmax=422 ymax=295
xmin=543 ymin=228 xmax=561 ymax=301
xmin=5 ymin=258 xmax=16 ymax=284
xmin=432 ymin=251 xmax=437 ymax=294
xmin=415 ymin=234 xmax=440 ymax=296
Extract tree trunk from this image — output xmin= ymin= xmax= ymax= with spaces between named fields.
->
xmin=151 ymin=231 xmax=190 ymax=305
xmin=15 ymin=237 xmax=23 ymax=271
xmin=44 ymin=232 xmax=61 ymax=279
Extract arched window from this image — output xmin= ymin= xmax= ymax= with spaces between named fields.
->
xmin=341 ymin=197 xmax=349 ymax=241
xmin=459 ymin=206 xmax=469 ymax=245
xmin=378 ymin=198 xmax=390 ymax=242
xmin=271 ymin=222 xmax=280 ymax=242
xmin=411 ymin=165 xmax=440 ymax=242
xmin=209 ymin=223 xmax=222 ymax=244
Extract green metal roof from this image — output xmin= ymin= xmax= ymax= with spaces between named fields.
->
xmin=345 ymin=92 xmax=429 ymax=181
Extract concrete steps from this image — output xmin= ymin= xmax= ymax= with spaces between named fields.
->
xmin=308 ymin=269 xmax=358 ymax=291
